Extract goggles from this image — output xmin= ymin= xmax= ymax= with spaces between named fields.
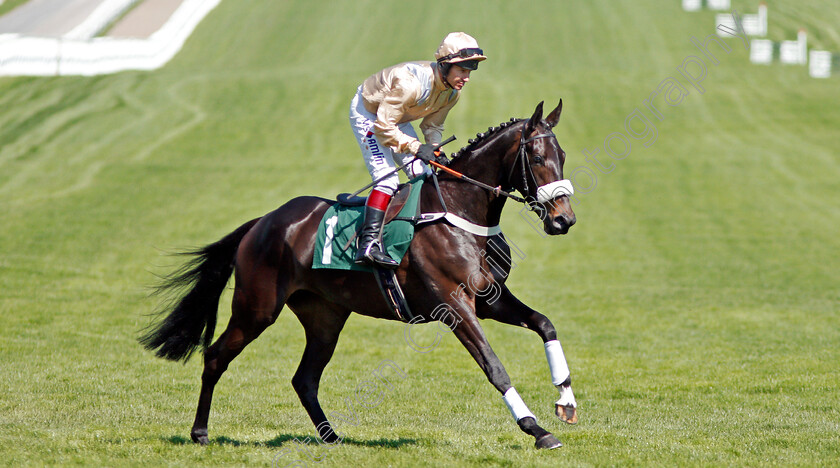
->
xmin=437 ymin=47 xmax=485 ymax=63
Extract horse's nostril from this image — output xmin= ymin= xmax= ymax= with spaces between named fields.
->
xmin=554 ymin=215 xmax=575 ymax=228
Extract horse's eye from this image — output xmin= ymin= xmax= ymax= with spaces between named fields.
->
xmin=533 ymin=155 xmax=544 ymax=165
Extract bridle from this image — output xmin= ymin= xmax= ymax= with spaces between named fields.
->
xmin=427 ymin=122 xmax=574 ymax=212
xmin=506 ymin=124 xmax=574 ymax=210
xmin=420 ymin=121 xmax=575 ymax=236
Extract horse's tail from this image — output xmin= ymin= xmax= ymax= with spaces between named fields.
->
xmin=139 ymin=218 xmax=261 ymax=362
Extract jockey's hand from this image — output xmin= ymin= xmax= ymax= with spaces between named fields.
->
xmin=434 ymin=151 xmax=451 ymax=167
xmin=416 ymin=143 xmax=437 ymax=163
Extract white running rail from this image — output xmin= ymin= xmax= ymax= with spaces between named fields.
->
xmin=0 ymin=0 xmax=222 ymax=76
xmin=63 ymin=0 xmax=141 ymax=41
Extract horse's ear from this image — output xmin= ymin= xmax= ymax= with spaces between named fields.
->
xmin=526 ymin=101 xmax=545 ymax=132
xmin=546 ymin=99 xmax=563 ymax=128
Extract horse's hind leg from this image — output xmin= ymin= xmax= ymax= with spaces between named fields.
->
xmin=190 ymin=271 xmax=283 ymax=445
xmin=286 ymin=292 xmax=351 ymax=444
xmin=476 ymin=286 xmax=577 ymax=424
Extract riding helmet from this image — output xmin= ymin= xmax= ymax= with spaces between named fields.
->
xmin=435 ymin=32 xmax=487 ymax=71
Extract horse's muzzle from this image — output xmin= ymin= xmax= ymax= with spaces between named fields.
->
xmin=545 ymin=213 xmax=576 ymax=235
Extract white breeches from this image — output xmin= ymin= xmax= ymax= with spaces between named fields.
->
xmin=349 ymin=86 xmax=429 ymax=195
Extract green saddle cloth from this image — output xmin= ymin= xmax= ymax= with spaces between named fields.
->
xmin=313 ymin=177 xmax=425 ymax=271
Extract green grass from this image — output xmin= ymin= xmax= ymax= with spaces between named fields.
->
xmin=1 ymin=0 xmax=839 ymax=466
xmin=0 ymin=0 xmax=29 ymax=18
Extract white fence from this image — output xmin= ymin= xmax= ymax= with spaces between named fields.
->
xmin=682 ymin=0 xmax=702 ymax=11
xmin=706 ymin=0 xmax=730 ymax=10
xmin=750 ymin=39 xmax=773 ymax=64
xmin=689 ymin=1 xmax=834 ymax=79
xmin=682 ymin=0 xmax=731 ymax=12
xmin=716 ymin=3 xmax=767 ymax=37
xmin=0 ymin=0 xmax=221 ymax=76
xmin=809 ymin=51 xmax=833 ymax=78
xmin=750 ymin=30 xmax=809 ymax=66
xmin=748 ymin=29 xmax=833 ymax=77
xmin=779 ymin=30 xmax=808 ymax=65
xmin=63 ymin=0 xmax=141 ymax=40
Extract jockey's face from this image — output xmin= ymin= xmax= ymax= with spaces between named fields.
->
xmin=446 ymin=65 xmax=471 ymax=90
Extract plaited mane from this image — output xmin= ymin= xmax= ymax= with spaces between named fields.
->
xmin=449 ymin=117 xmax=524 ymax=161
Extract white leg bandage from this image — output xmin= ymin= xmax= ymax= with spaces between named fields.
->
xmin=557 ymin=383 xmax=577 ymax=408
xmin=544 ymin=340 xmax=570 ymax=386
xmin=503 ymin=387 xmax=536 ymax=422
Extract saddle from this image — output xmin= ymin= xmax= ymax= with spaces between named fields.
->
xmin=312 ymin=177 xmax=424 ymax=321
xmin=325 ymin=174 xmax=506 ymax=322
xmin=336 ymin=181 xmax=414 ymax=224
xmin=334 ymin=184 xmax=419 ymax=322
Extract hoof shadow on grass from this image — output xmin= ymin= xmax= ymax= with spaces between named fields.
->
xmin=162 ymin=433 xmax=419 ymax=449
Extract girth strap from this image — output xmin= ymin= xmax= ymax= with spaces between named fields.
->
xmin=419 ymin=212 xmax=502 ymax=237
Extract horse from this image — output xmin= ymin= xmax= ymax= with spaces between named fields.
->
xmin=140 ymin=99 xmax=578 ymax=449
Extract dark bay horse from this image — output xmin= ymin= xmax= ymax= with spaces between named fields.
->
xmin=140 ymin=99 xmax=578 ymax=449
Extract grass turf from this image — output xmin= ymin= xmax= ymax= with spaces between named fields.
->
xmin=0 ymin=0 xmax=29 ymax=18
xmin=0 ymin=0 xmax=838 ymax=466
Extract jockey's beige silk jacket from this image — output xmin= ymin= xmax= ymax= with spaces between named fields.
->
xmin=361 ymin=61 xmax=459 ymax=155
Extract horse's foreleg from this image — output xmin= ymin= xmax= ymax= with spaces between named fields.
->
xmin=451 ymin=314 xmax=562 ymax=449
xmin=476 ymin=287 xmax=578 ymax=424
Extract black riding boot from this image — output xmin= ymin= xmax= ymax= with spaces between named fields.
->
xmin=354 ymin=205 xmax=399 ymax=269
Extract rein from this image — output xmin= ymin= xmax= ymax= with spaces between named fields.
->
xmin=428 ymin=160 xmax=527 ymax=204
xmin=431 ymin=126 xmax=562 ymax=210
xmin=357 ymin=122 xmax=575 ymax=237
xmin=417 ymin=126 xmax=571 ymax=236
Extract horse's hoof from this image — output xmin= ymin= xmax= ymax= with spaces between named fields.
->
xmin=556 ymin=403 xmax=578 ymax=424
xmin=535 ymin=433 xmax=563 ymax=449
xmin=191 ymin=429 xmax=210 ymax=445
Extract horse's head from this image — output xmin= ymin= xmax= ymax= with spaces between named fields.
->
xmin=510 ymin=100 xmax=576 ymax=235
xmin=444 ymin=100 xmax=576 ymax=235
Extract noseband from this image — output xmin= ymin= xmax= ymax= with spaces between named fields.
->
xmin=509 ymin=127 xmax=575 ymax=209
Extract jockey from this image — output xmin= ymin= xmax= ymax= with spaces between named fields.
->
xmin=349 ymin=32 xmax=486 ymax=269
